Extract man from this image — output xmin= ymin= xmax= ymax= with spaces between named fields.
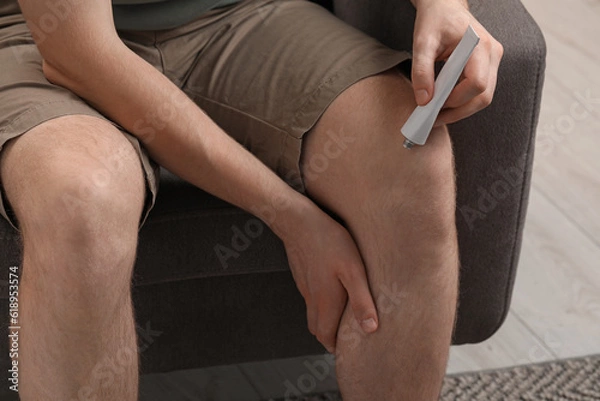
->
xmin=0 ymin=0 xmax=502 ymax=399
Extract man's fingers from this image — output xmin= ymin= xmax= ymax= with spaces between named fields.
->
xmin=443 ymin=77 xmax=483 ymax=109
xmin=411 ymin=35 xmax=438 ymax=106
xmin=444 ymin=46 xmax=490 ymax=109
xmin=436 ymin=54 xmax=499 ymax=126
xmin=306 ymin=299 xmax=318 ymax=336
xmin=314 ymin=284 xmax=347 ymax=353
xmin=436 ymin=86 xmax=494 ymax=125
xmin=339 ymin=262 xmax=379 ymax=334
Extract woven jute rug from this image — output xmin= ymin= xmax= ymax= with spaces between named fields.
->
xmin=290 ymin=354 xmax=600 ymax=401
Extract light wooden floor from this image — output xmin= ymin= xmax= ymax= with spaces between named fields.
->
xmin=447 ymin=0 xmax=600 ymax=374
xmin=140 ymin=0 xmax=600 ymax=398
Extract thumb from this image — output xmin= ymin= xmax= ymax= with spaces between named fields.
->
xmin=411 ymin=36 xmax=437 ymax=106
xmin=340 ymin=263 xmax=379 ymax=334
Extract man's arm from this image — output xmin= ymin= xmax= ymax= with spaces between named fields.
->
xmin=17 ymin=0 xmax=380 ymax=351
xmin=20 ymin=0 xmax=301 ymax=231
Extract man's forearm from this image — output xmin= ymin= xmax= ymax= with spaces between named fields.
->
xmin=43 ymin=42 xmax=308 ymax=237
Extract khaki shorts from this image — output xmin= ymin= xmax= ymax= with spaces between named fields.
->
xmin=0 ymin=0 xmax=410 ymax=231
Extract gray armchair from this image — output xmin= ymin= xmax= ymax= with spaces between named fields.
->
xmin=0 ymin=0 xmax=545 ymax=389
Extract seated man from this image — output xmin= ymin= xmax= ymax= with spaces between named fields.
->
xmin=0 ymin=0 xmax=502 ymax=399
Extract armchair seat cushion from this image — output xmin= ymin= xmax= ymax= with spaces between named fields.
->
xmin=135 ymin=169 xmax=289 ymax=286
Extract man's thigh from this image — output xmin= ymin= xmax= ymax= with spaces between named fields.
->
xmin=155 ymin=0 xmax=411 ymax=192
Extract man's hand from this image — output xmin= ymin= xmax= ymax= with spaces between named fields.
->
xmin=278 ymin=199 xmax=378 ymax=354
xmin=411 ymin=0 xmax=504 ymax=125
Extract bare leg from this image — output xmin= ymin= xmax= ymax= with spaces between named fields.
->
xmin=0 ymin=116 xmax=145 ymax=400
xmin=302 ymin=70 xmax=459 ymax=400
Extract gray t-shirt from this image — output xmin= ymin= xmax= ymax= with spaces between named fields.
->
xmin=112 ymin=0 xmax=241 ymax=31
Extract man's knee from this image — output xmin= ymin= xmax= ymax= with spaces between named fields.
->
xmin=0 ymin=117 xmax=145 ymax=278
xmin=302 ymin=68 xmax=458 ymax=245
xmin=42 ymin=157 xmax=144 ymax=235
xmin=361 ymin=122 xmax=456 ymax=243
xmin=39 ymin=160 xmax=144 ymax=244
xmin=2 ymin=117 xmax=144 ymax=225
